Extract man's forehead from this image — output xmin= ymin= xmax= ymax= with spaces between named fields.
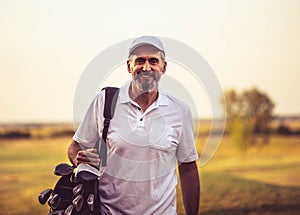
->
xmin=131 ymin=45 xmax=161 ymax=56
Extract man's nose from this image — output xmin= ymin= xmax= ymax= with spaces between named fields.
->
xmin=142 ymin=61 xmax=151 ymax=71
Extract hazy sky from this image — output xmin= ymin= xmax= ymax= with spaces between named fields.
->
xmin=1 ymin=0 xmax=300 ymax=123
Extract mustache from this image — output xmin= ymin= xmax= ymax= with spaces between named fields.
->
xmin=135 ymin=70 xmax=158 ymax=78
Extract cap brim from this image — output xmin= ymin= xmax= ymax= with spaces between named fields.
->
xmin=129 ymin=42 xmax=165 ymax=56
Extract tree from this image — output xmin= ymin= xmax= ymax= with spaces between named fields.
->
xmin=223 ymin=87 xmax=275 ymax=152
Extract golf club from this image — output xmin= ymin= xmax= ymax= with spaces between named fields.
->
xmin=48 ymin=194 xmax=61 ymax=210
xmin=72 ymin=184 xmax=83 ymax=196
xmin=72 ymin=194 xmax=83 ymax=212
xmin=48 ymin=210 xmax=64 ymax=215
xmin=87 ymin=193 xmax=94 ymax=212
xmin=64 ymin=205 xmax=74 ymax=215
xmin=38 ymin=188 xmax=52 ymax=205
xmin=54 ymin=163 xmax=74 ymax=176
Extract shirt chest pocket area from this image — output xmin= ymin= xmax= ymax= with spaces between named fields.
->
xmin=148 ymin=126 xmax=179 ymax=152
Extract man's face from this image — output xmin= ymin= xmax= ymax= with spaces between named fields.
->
xmin=127 ymin=45 xmax=167 ymax=93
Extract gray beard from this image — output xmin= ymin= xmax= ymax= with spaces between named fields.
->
xmin=134 ymin=71 xmax=161 ymax=93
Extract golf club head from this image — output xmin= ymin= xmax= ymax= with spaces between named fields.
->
xmin=64 ymin=205 xmax=74 ymax=215
xmin=72 ymin=184 xmax=83 ymax=196
xmin=38 ymin=188 xmax=52 ymax=205
xmin=72 ymin=195 xmax=84 ymax=212
xmin=54 ymin=163 xmax=74 ymax=176
xmin=48 ymin=194 xmax=61 ymax=210
xmin=87 ymin=193 xmax=94 ymax=212
xmin=48 ymin=210 xmax=64 ymax=215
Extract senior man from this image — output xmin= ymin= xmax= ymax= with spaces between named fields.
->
xmin=68 ymin=35 xmax=200 ymax=215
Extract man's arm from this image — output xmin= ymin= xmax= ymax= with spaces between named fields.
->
xmin=178 ymin=161 xmax=200 ymax=215
xmin=68 ymin=140 xmax=100 ymax=168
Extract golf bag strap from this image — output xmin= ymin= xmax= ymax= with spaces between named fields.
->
xmin=99 ymin=87 xmax=120 ymax=167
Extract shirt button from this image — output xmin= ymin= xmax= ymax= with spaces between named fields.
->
xmin=138 ymin=107 xmax=141 ymax=111
xmin=140 ymin=118 xmax=143 ymax=121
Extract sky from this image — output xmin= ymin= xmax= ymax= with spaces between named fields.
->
xmin=0 ymin=0 xmax=300 ymax=123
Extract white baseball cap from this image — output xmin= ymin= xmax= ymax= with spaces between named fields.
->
xmin=128 ymin=35 xmax=165 ymax=57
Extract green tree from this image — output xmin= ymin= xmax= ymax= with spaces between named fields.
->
xmin=231 ymin=116 xmax=252 ymax=153
xmin=223 ymin=87 xmax=275 ymax=152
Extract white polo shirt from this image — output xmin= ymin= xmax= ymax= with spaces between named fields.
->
xmin=73 ymin=81 xmax=198 ymax=215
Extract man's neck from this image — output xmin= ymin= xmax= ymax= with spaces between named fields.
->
xmin=129 ymin=84 xmax=158 ymax=112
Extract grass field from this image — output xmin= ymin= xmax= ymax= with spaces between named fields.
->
xmin=191 ymin=135 xmax=300 ymax=215
xmin=0 ymin=133 xmax=300 ymax=215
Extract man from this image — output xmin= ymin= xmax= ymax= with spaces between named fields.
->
xmin=68 ymin=36 xmax=200 ymax=214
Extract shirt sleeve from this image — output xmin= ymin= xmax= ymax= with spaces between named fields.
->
xmin=73 ymin=91 xmax=104 ymax=148
xmin=176 ymin=105 xmax=199 ymax=163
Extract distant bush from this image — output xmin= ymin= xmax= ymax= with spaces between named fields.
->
xmin=51 ymin=129 xmax=75 ymax=137
xmin=0 ymin=130 xmax=31 ymax=139
xmin=0 ymin=123 xmax=74 ymax=139
xmin=276 ymin=124 xmax=291 ymax=135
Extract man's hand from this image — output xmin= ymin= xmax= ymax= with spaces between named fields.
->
xmin=76 ymin=148 xmax=100 ymax=168
xmin=68 ymin=141 xmax=100 ymax=168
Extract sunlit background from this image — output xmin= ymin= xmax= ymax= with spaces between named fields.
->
xmin=1 ymin=1 xmax=300 ymax=214
xmin=1 ymin=0 xmax=299 ymax=123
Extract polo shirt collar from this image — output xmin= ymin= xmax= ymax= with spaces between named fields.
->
xmin=119 ymin=80 xmax=168 ymax=106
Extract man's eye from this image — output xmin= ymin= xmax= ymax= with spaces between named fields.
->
xmin=149 ymin=58 xmax=159 ymax=64
xmin=135 ymin=58 xmax=145 ymax=64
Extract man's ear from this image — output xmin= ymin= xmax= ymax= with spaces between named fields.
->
xmin=127 ymin=60 xmax=132 ymax=73
xmin=161 ymin=61 xmax=167 ymax=74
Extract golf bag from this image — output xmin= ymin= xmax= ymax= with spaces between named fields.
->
xmin=38 ymin=87 xmax=119 ymax=214
xmin=38 ymin=163 xmax=100 ymax=215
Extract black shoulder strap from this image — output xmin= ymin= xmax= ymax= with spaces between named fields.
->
xmin=98 ymin=87 xmax=119 ymax=167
